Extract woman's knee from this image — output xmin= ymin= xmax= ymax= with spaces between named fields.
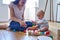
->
xmin=25 ymin=21 xmax=33 ymax=27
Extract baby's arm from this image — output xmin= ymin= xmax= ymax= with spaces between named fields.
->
xmin=39 ymin=21 xmax=48 ymax=24
xmin=38 ymin=27 xmax=48 ymax=32
xmin=39 ymin=22 xmax=44 ymax=24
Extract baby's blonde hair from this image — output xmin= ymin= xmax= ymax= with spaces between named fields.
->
xmin=37 ymin=10 xmax=45 ymax=16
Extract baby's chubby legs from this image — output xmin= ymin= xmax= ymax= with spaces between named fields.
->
xmin=38 ymin=27 xmax=48 ymax=32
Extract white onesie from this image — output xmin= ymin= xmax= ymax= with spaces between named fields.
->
xmin=37 ymin=18 xmax=49 ymax=29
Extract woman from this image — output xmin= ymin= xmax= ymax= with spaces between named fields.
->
xmin=9 ymin=0 xmax=33 ymax=31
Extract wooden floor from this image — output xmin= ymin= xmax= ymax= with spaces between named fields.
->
xmin=0 ymin=22 xmax=60 ymax=40
xmin=0 ymin=30 xmax=38 ymax=40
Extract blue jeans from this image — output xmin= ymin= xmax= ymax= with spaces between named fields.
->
xmin=9 ymin=21 xmax=33 ymax=31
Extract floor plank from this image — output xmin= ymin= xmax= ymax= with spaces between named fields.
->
xmin=0 ymin=30 xmax=38 ymax=40
xmin=0 ymin=30 xmax=6 ymax=40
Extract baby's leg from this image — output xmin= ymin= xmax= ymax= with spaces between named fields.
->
xmin=38 ymin=27 xmax=48 ymax=32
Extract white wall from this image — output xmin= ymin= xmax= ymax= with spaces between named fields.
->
xmin=53 ymin=0 xmax=57 ymax=21
xmin=0 ymin=0 xmax=1 ymax=6
xmin=0 ymin=0 xmax=9 ymax=22
xmin=53 ymin=0 xmax=60 ymax=21
xmin=57 ymin=5 xmax=60 ymax=21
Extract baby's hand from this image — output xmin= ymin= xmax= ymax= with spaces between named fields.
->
xmin=38 ymin=29 xmax=41 ymax=32
xmin=40 ymin=22 xmax=44 ymax=24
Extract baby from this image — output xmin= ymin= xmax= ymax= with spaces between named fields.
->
xmin=36 ymin=10 xmax=49 ymax=32
xmin=27 ymin=10 xmax=49 ymax=35
xmin=27 ymin=10 xmax=49 ymax=32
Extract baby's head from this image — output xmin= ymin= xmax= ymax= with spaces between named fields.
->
xmin=37 ymin=10 xmax=45 ymax=19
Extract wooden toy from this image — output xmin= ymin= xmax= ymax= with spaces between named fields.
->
xmin=45 ymin=31 xmax=50 ymax=36
xmin=24 ymin=30 xmax=26 ymax=33
xmin=27 ymin=26 xmax=37 ymax=31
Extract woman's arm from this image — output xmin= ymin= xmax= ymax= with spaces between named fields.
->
xmin=9 ymin=6 xmax=22 ymax=22
xmin=22 ymin=13 xmax=24 ymax=21
xmin=22 ymin=6 xmax=25 ymax=21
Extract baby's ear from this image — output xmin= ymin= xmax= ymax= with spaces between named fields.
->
xmin=43 ymin=11 xmax=45 ymax=14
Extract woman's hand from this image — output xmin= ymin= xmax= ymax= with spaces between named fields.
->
xmin=19 ymin=21 xmax=27 ymax=27
xmin=32 ymin=21 xmax=37 ymax=25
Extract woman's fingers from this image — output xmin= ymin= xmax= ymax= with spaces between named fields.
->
xmin=20 ymin=21 xmax=27 ymax=27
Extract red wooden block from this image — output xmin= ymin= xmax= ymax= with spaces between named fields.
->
xmin=24 ymin=30 xmax=26 ymax=33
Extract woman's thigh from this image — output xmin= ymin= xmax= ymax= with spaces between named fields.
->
xmin=9 ymin=21 xmax=26 ymax=31
xmin=25 ymin=21 xmax=33 ymax=28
